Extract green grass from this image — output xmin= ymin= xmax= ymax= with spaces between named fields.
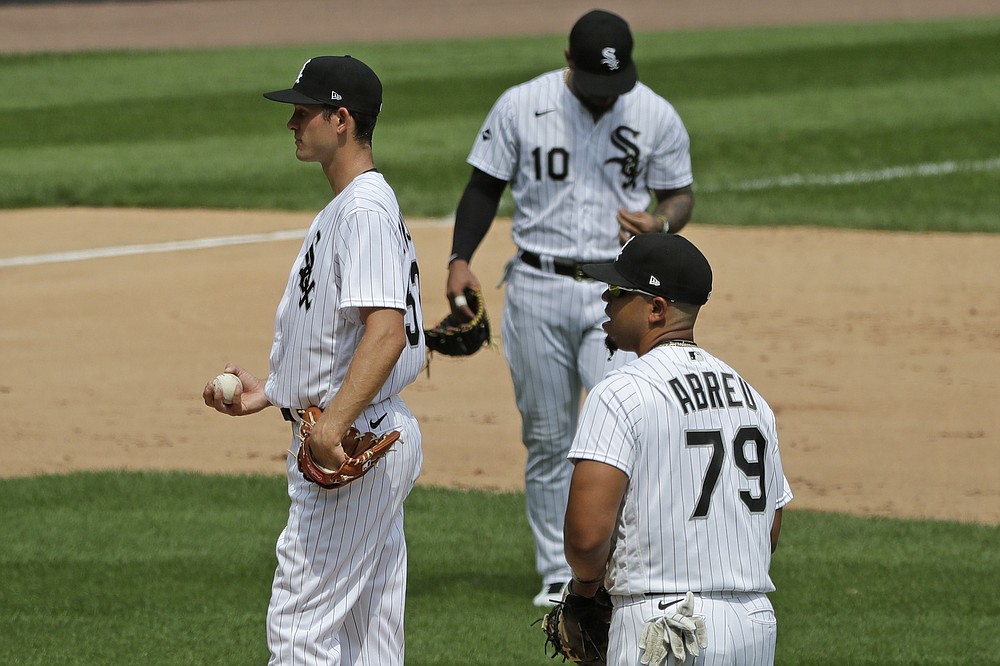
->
xmin=1 ymin=18 xmax=999 ymax=230
xmin=1 ymin=472 xmax=997 ymax=665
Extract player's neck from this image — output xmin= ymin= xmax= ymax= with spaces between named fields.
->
xmin=325 ymin=148 xmax=376 ymax=194
xmin=641 ymin=329 xmax=697 ymax=356
xmin=564 ymin=68 xmax=615 ymax=122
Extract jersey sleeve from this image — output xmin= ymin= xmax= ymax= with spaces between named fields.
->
xmin=763 ymin=407 xmax=793 ymax=509
xmin=644 ymin=101 xmax=694 ymax=191
xmin=569 ymin=374 xmax=641 ymax=476
xmin=466 ymin=88 xmax=518 ymax=182
xmin=337 ymin=208 xmax=408 ymax=315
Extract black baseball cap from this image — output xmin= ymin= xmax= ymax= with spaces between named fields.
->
xmin=263 ymin=55 xmax=383 ymax=116
xmin=568 ymin=9 xmax=638 ymax=97
xmin=583 ymin=234 xmax=713 ymax=305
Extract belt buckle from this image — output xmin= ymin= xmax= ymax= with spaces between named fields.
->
xmin=573 ymin=264 xmax=588 ymax=281
xmin=282 ymin=407 xmax=308 ymax=422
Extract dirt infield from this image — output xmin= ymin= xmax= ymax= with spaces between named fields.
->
xmin=1 ymin=0 xmax=998 ymax=526
xmin=4 ymin=0 xmax=1000 ymax=54
xmin=2 ymin=209 xmax=998 ymax=525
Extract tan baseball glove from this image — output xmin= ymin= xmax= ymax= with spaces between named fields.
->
xmin=295 ymin=407 xmax=400 ymax=489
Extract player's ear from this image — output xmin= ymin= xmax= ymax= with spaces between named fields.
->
xmin=334 ymin=107 xmax=352 ymax=133
xmin=648 ymin=296 xmax=668 ymax=322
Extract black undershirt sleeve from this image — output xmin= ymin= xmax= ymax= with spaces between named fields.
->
xmin=449 ymin=168 xmax=508 ymax=264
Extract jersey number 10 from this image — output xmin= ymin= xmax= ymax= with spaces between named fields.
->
xmin=531 ymin=147 xmax=569 ymax=181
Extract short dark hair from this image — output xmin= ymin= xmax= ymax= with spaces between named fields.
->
xmin=322 ymin=105 xmax=378 ymax=145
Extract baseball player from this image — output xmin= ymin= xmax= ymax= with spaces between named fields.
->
xmin=563 ymin=233 xmax=793 ymax=665
xmin=445 ymin=9 xmax=695 ymax=606
xmin=203 ymin=55 xmax=425 ymax=665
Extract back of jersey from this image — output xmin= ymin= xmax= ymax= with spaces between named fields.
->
xmin=572 ymin=343 xmax=788 ymax=596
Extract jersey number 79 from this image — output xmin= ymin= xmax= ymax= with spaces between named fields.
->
xmin=686 ymin=426 xmax=768 ymax=519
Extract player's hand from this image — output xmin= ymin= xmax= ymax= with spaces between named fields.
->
xmin=202 ymin=364 xmax=272 ymax=416
xmin=616 ymin=208 xmax=663 ymax=243
xmin=300 ymin=412 xmax=349 ymax=471
xmin=446 ymin=260 xmax=482 ymax=321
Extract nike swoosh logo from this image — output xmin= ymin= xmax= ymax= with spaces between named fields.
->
xmin=369 ymin=412 xmax=388 ymax=429
xmin=535 ymin=109 xmax=555 ymax=117
xmin=657 ymin=598 xmax=683 ymax=611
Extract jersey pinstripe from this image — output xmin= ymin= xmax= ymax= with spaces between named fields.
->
xmin=468 ymin=69 xmax=693 ymax=262
xmin=568 ymin=344 xmax=792 ymax=596
xmin=265 ymin=171 xmax=425 ymax=410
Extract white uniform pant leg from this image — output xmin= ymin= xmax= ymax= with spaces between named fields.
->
xmin=266 ymin=406 xmax=422 ymax=666
xmin=609 ymin=593 xmax=777 ymax=666
xmin=501 ymin=263 xmax=630 ymax=584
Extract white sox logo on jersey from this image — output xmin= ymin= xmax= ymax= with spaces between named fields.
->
xmin=298 ymin=230 xmax=320 ymax=310
xmin=605 ymin=125 xmax=642 ymax=189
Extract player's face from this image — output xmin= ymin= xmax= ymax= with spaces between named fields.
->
xmin=286 ymin=104 xmax=339 ymax=164
xmin=575 ymin=90 xmax=618 ymax=116
xmin=567 ymin=78 xmax=618 ymax=116
xmin=601 ymin=286 xmax=652 ymax=353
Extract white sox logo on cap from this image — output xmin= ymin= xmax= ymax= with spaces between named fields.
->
xmin=600 ymin=47 xmax=620 ymax=71
xmin=295 ymin=59 xmax=311 ymax=84
xmin=264 ymin=55 xmax=383 ymax=117
xmin=582 ymin=234 xmax=713 ymax=305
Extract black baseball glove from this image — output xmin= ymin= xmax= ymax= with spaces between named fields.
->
xmin=541 ymin=585 xmax=613 ymax=665
xmin=424 ymin=287 xmax=491 ymax=357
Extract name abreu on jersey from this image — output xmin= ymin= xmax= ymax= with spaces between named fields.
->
xmin=668 ymin=368 xmax=758 ymax=415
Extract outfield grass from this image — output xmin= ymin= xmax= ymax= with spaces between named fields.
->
xmin=0 ymin=472 xmax=997 ymax=665
xmin=1 ymin=18 xmax=999 ymax=231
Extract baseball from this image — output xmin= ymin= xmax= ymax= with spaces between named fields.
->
xmin=212 ymin=372 xmax=241 ymax=405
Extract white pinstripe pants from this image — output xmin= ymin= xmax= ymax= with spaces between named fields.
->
xmin=266 ymin=401 xmax=422 ymax=665
xmin=610 ymin=592 xmax=777 ymax=666
xmin=501 ymin=259 xmax=632 ymax=583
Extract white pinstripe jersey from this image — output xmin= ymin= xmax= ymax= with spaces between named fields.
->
xmin=264 ymin=171 xmax=425 ymax=410
xmin=568 ymin=344 xmax=793 ymax=596
xmin=468 ymin=69 xmax=693 ymax=261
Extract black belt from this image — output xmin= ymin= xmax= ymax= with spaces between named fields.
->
xmin=280 ymin=408 xmax=307 ymax=422
xmin=518 ymin=250 xmax=595 ymax=281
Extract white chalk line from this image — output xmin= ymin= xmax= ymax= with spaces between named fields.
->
xmin=0 ymin=217 xmax=453 ymax=268
xmin=698 ymin=156 xmax=1000 ymax=192
xmin=3 ymin=156 xmax=998 ymax=268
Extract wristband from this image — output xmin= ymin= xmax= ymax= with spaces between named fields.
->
xmin=572 ymin=571 xmax=605 ymax=585
xmin=656 ymin=215 xmax=672 ymax=233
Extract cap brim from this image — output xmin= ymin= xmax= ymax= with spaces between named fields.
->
xmin=263 ymin=89 xmax=324 ymax=105
xmin=573 ymin=61 xmax=637 ymax=98
xmin=581 ymin=261 xmax=636 ymax=288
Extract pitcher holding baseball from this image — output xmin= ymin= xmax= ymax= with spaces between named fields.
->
xmin=202 ymin=55 xmax=425 ymax=664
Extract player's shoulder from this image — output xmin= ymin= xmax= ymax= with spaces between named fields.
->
xmin=332 ymin=173 xmax=404 ymax=228
xmin=591 ymin=362 xmax=650 ymax=401
xmin=623 ymin=81 xmax=682 ymax=116
xmin=499 ymin=70 xmax=564 ymax=104
xmin=345 ymin=171 xmax=398 ymax=208
xmin=696 ymin=351 xmax=779 ymax=420
xmin=508 ymin=69 xmax=563 ymax=92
